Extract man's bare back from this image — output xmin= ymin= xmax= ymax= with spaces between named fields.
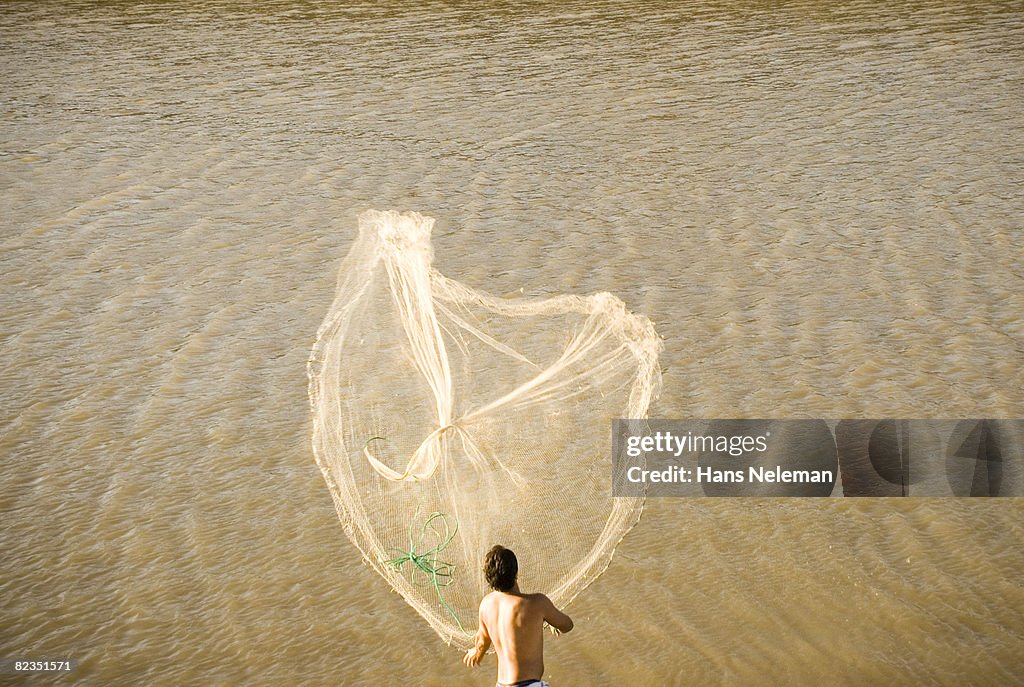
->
xmin=463 ymin=546 xmax=573 ymax=686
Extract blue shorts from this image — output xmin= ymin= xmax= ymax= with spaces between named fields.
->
xmin=496 ymin=681 xmax=549 ymax=687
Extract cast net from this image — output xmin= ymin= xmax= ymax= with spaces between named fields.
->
xmin=308 ymin=210 xmax=662 ymax=646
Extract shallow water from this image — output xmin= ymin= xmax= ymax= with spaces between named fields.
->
xmin=2 ymin=1 xmax=1022 ymax=684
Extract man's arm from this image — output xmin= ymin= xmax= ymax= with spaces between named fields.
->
xmin=462 ymin=606 xmax=492 ymax=668
xmin=540 ymin=595 xmax=573 ymax=633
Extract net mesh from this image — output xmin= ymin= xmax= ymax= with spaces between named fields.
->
xmin=308 ymin=210 xmax=662 ymax=646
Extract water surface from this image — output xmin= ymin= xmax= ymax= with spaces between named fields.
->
xmin=2 ymin=1 xmax=1022 ymax=684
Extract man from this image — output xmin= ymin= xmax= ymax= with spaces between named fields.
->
xmin=463 ymin=545 xmax=574 ymax=687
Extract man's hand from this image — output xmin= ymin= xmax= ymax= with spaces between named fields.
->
xmin=464 ymin=617 xmax=491 ymax=670
xmin=540 ymin=595 xmax=574 ymax=635
xmin=545 ymin=622 xmax=562 ymax=637
xmin=463 ymin=647 xmax=484 ymax=668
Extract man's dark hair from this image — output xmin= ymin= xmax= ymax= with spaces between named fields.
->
xmin=484 ymin=545 xmax=518 ymax=592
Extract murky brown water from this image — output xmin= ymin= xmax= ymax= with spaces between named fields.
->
xmin=2 ymin=1 xmax=1022 ymax=684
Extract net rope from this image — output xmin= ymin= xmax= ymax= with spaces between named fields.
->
xmin=308 ymin=210 xmax=662 ymax=646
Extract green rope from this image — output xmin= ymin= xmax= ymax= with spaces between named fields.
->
xmin=383 ymin=511 xmax=473 ymax=636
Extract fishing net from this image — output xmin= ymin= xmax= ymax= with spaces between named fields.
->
xmin=308 ymin=210 xmax=662 ymax=646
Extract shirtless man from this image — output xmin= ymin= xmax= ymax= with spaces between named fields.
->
xmin=463 ymin=545 xmax=574 ymax=687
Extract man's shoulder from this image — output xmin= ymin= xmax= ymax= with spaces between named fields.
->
xmin=523 ymin=592 xmax=552 ymax=605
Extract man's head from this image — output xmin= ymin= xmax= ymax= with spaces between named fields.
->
xmin=483 ymin=545 xmax=518 ymax=592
